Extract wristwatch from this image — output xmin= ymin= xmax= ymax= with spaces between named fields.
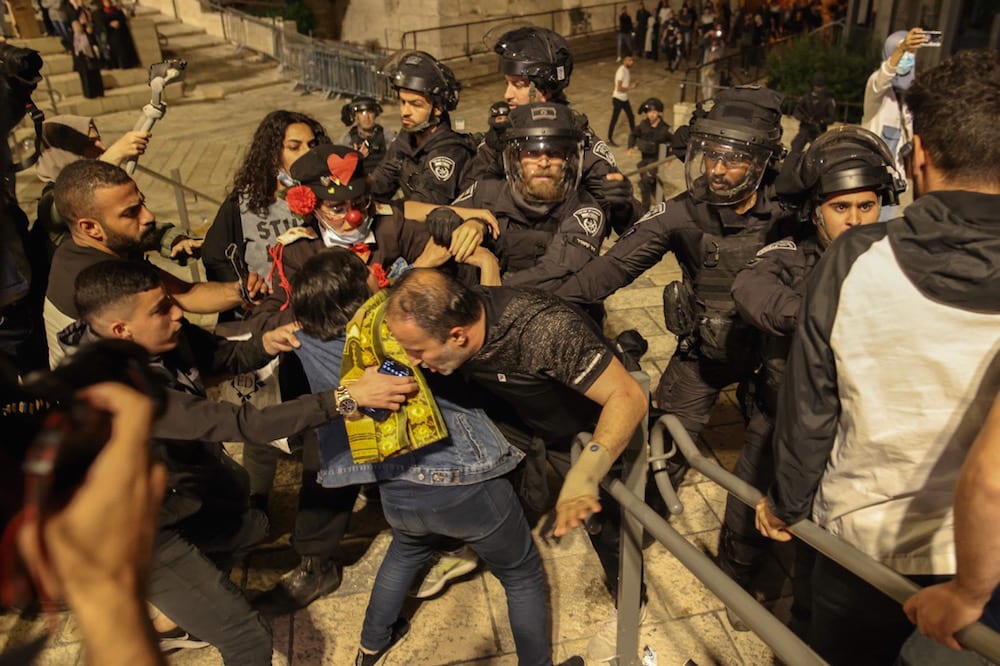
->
xmin=334 ymin=385 xmax=359 ymax=417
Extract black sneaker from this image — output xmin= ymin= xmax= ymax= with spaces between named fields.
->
xmin=558 ymin=657 xmax=585 ymax=666
xmin=253 ymin=556 xmax=341 ymax=615
xmin=158 ymin=627 xmax=210 ymax=652
xmin=355 ymin=618 xmax=410 ymax=666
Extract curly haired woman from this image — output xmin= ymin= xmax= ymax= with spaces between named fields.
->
xmin=201 ymin=110 xmax=328 ymax=291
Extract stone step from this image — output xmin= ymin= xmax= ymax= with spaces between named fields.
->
xmin=6 ymin=35 xmax=66 ymax=56
xmin=156 ymin=21 xmax=207 ymax=39
xmin=159 ymin=32 xmax=223 ymax=52
xmin=34 ymin=82 xmax=170 ymax=119
xmin=40 ymin=52 xmax=75 ymax=77
xmin=42 ymin=67 xmax=149 ymax=102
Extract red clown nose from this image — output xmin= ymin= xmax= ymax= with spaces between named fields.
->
xmin=344 ymin=209 xmax=364 ymax=228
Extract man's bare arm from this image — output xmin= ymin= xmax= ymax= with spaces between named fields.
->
xmin=554 ymin=357 xmax=647 ymax=536
xmin=158 ymin=269 xmax=265 ymax=314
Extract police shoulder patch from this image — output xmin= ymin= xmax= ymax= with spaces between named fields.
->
xmin=755 ymin=239 xmax=798 ymax=256
xmin=453 ymin=182 xmax=477 ymax=204
xmin=637 ymin=201 xmax=666 ymax=223
xmin=592 ymin=140 xmax=617 ymax=167
xmin=428 ymin=156 xmax=456 ymax=181
xmin=573 ymin=206 xmax=604 ymax=236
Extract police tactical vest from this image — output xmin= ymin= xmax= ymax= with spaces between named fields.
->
xmin=692 ymin=230 xmax=766 ymax=362
xmin=399 ymin=134 xmax=477 ymax=200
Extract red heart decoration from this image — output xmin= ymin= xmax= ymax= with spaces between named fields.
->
xmin=327 ymin=152 xmax=359 ymax=185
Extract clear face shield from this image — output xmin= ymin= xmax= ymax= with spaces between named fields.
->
xmin=503 ymin=135 xmax=582 ymax=204
xmin=685 ymin=134 xmax=773 ymax=205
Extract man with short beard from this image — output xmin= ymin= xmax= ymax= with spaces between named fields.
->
xmin=450 ymin=102 xmax=609 ymax=296
xmin=44 ymin=159 xmax=265 ymax=367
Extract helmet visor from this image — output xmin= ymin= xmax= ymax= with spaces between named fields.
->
xmin=503 ymin=136 xmax=582 ymax=204
xmin=685 ymin=134 xmax=771 ymax=205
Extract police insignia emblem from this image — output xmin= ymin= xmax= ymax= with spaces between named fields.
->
xmin=429 ymin=156 xmax=456 ymax=181
xmin=592 ymin=140 xmax=617 ymax=167
xmin=573 ymin=207 xmax=604 ymax=236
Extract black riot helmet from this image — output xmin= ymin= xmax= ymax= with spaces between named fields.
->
xmin=685 ymin=86 xmax=786 ymax=205
xmin=492 ymin=26 xmax=574 ymax=98
xmin=798 ymin=126 xmax=906 ymax=210
xmin=379 ymin=50 xmax=461 ymax=112
xmin=502 ymin=102 xmax=584 ymax=204
xmin=340 ymin=95 xmax=383 ymax=126
xmin=638 ymin=97 xmax=665 ymax=114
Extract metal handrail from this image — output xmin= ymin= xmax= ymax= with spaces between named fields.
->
xmin=604 ymin=478 xmax=827 ymax=665
xmin=656 ymin=413 xmax=1000 ymax=664
xmin=134 ymin=164 xmax=222 ymax=206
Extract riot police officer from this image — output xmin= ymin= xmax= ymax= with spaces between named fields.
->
xmin=553 ymin=86 xmax=793 ymax=485
xmin=338 ymin=95 xmax=396 ymax=175
xmin=628 ymin=97 xmax=673 ymax=210
xmin=720 ymin=126 xmax=905 ymax=631
xmin=370 ymin=50 xmax=475 ymax=205
xmin=460 ymin=25 xmax=640 ymax=233
xmin=453 ymin=102 xmax=608 ymax=292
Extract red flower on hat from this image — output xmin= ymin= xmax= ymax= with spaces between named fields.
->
xmin=285 ymin=185 xmax=317 ymax=216
xmin=327 ymin=152 xmax=359 ymax=186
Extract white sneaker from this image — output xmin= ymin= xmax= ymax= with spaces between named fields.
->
xmin=586 ymin=604 xmax=648 ymax=663
xmin=411 ymin=546 xmax=479 ymax=599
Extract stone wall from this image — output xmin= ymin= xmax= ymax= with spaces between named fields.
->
xmin=341 ymin=0 xmax=605 ymax=55
xmin=143 ymin=0 xmax=226 ymax=38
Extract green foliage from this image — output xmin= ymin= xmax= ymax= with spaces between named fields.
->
xmin=243 ymin=0 xmax=317 ymax=37
xmin=765 ymin=34 xmax=879 ymax=124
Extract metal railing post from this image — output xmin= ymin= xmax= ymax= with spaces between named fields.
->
xmin=616 ymin=372 xmax=648 ymax=666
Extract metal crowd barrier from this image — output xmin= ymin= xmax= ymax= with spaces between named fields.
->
xmin=216 ymin=6 xmax=388 ymax=100
xmin=642 ymin=413 xmax=1000 ymax=665
xmin=573 ymin=377 xmax=823 ymax=665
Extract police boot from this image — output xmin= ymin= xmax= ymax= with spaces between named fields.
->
xmin=253 ymin=556 xmax=341 ymax=616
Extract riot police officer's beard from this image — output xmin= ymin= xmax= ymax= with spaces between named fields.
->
xmin=521 ymin=168 xmax=566 ymax=204
xmin=103 ymin=222 xmax=159 ymax=256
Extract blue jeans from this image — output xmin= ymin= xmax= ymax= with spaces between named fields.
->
xmin=361 ymin=477 xmax=551 ymax=666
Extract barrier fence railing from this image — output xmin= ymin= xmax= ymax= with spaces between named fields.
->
xmin=215 ymin=6 xmax=389 ymax=100
xmin=644 ymin=413 xmax=1000 ymax=664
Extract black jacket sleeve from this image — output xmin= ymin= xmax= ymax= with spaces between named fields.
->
xmin=152 ymin=387 xmax=338 ymax=444
xmin=732 ymin=241 xmax=804 ymax=337
xmin=370 ymin=139 xmax=403 ymax=202
xmin=768 ymin=227 xmax=885 ymax=524
xmin=185 ymin=320 xmax=275 ymax=377
xmin=553 ymin=199 xmax=684 ymax=304
xmin=201 ymin=197 xmax=242 ymax=282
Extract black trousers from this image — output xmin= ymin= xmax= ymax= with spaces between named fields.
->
xmin=808 ymin=554 xmax=947 ymax=666
xmin=608 ymin=98 xmax=636 ymax=141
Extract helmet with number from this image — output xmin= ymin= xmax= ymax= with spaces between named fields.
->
xmin=638 ymin=97 xmax=665 ymax=114
xmin=340 ymin=95 xmax=383 ymax=126
xmin=379 ymin=50 xmax=461 ymax=112
xmin=502 ymin=102 xmax=583 ymax=204
xmin=493 ymin=26 xmax=574 ymax=98
xmin=798 ymin=126 xmax=906 ymax=210
xmin=685 ymin=86 xmax=786 ymax=205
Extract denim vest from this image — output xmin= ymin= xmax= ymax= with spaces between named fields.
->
xmin=295 ymin=333 xmax=523 ymax=488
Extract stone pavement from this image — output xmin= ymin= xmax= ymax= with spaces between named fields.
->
xmin=4 ymin=53 xmax=805 ymax=665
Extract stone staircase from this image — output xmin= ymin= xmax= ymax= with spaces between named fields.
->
xmin=6 ymin=4 xmax=285 ymax=121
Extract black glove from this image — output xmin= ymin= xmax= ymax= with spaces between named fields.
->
xmin=425 ymin=206 xmax=464 ymax=248
xmin=590 ymin=176 xmax=634 ymax=207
